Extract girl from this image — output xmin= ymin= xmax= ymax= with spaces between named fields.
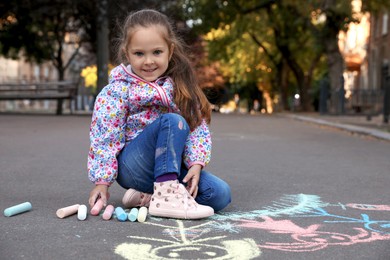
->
xmin=88 ymin=9 xmax=231 ymax=219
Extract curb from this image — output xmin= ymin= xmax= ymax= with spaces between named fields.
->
xmin=284 ymin=114 xmax=390 ymax=142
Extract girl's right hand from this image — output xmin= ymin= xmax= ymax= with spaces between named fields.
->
xmin=89 ymin=184 xmax=109 ymax=208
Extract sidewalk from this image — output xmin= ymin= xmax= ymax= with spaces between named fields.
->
xmin=282 ymin=113 xmax=390 ymax=141
xmin=1 ymin=114 xmax=389 ymax=259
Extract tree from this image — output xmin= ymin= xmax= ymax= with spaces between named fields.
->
xmin=184 ymin=0 xmax=324 ymax=111
xmin=183 ymin=0 xmax=390 ymax=112
xmin=0 ymin=0 xmax=187 ymax=83
xmin=0 ymin=0 xmax=96 ymax=80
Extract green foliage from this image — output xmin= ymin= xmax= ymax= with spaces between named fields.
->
xmin=0 ymin=0 xmax=187 ymax=79
xmin=0 ymin=0 xmax=94 ymax=63
xmin=182 ymin=0 xmax=390 ymax=111
xmin=361 ymin=0 xmax=390 ymax=14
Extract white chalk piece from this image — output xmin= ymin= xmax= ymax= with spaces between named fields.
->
xmin=90 ymin=199 xmax=104 ymax=216
xmin=115 ymin=207 xmax=127 ymax=222
xmin=4 ymin=202 xmax=32 ymax=217
xmin=56 ymin=204 xmax=80 ymax=219
xmin=77 ymin=205 xmax=87 ymax=221
xmin=128 ymin=208 xmax=138 ymax=222
xmin=137 ymin=206 xmax=148 ymax=223
xmin=102 ymin=205 xmax=114 ymax=220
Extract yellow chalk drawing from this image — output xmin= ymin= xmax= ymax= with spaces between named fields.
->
xmin=114 ymin=220 xmax=261 ymax=260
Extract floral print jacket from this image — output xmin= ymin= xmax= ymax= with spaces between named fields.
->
xmin=88 ymin=64 xmax=212 ymax=185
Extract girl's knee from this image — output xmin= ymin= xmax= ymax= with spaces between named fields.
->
xmin=199 ymin=180 xmax=231 ymax=212
xmin=214 ymin=181 xmax=231 ymax=212
xmin=161 ymin=113 xmax=189 ymax=132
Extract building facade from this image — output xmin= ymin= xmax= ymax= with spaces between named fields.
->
xmin=367 ymin=11 xmax=389 ymax=90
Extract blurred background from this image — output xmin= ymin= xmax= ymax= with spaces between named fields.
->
xmin=0 ymin=0 xmax=389 ymax=121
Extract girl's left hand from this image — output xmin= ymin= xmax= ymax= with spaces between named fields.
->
xmin=183 ymin=164 xmax=202 ymax=198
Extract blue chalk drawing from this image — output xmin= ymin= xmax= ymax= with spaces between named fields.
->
xmin=211 ymin=194 xmax=328 ymax=221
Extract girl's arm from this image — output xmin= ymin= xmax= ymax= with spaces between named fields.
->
xmin=183 ymin=164 xmax=202 ymax=197
xmin=89 ymin=184 xmax=109 ymax=208
xmin=88 ymin=83 xmax=129 ymax=186
xmin=183 ymin=119 xmax=212 ymax=168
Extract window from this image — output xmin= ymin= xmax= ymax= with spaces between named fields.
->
xmin=382 ymin=12 xmax=388 ymax=35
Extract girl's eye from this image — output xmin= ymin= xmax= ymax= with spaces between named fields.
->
xmin=134 ymin=52 xmax=143 ymax=57
xmin=153 ymin=50 xmax=163 ymax=55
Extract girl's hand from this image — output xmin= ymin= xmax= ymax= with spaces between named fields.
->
xmin=183 ymin=164 xmax=202 ymax=198
xmin=89 ymin=184 xmax=109 ymax=208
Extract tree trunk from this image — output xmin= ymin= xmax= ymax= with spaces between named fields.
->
xmin=324 ymin=37 xmax=345 ymax=113
xmin=96 ymin=0 xmax=109 ymax=95
xmin=276 ymin=60 xmax=290 ymax=111
xmin=322 ymin=0 xmax=346 ymax=113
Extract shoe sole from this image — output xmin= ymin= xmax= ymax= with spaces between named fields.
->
xmin=149 ymin=208 xmax=214 ymax=220
xmin=122 ymin=190 xmax=151 ymax=208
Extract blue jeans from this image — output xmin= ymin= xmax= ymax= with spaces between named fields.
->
xmin=116 ymin=113 xmax=231 ymax=212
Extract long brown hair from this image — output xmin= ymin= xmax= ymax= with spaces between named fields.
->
xmin=117 ymin=9 xmax=210 ymax=130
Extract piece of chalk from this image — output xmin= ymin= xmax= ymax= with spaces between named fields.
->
xmin=90 ymin=199 xmax=104 ymax=216
xmin=128 ymin=208 xmax=138 ymax=222
xmin=4 ymin=202 xmax=32 ymax=217
xmin=56 ymin=204 xmax=80 ymax=219
xmin=115 ymin=207 xmax=127 ymax=222
xmin=137 ymin=206 xmax=148 ymax=222
xmin=102 ymin=205 xmax=114 ymax=220
xmin=77 ymin=205 xmax=87 ymax=221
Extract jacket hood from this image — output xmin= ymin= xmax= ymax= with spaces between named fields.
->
xmin=109 ymin=64 xmax=137 ymax=85
xmin=109 ymin=64 xmax=172 ymax=86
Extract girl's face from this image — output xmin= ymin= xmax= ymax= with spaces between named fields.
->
xmin=126 ymin=25 xmax=173 ymax=82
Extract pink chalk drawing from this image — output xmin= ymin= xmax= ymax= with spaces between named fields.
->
xmin=238 ymin=217 xmax=390 ymax=252
xmin=347 ymin=203 xmax=390 ymax=211
xmin=112 ymin=194 xmax=390 ymax=257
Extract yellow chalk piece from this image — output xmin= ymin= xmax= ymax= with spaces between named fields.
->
xmin=137 ymin=207 xmax=148 ymax=222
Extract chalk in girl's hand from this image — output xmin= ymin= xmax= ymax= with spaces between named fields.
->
xmin=102 ymin=205 xmax=114 ymax=220
xmin=137 ymin=206 xmax=148 ymax=223
xmin=115 ymin=207 xmax=127 ymax=222
xmin=77 ymin=205 xmax=87 ymax=221
xmin=128 ymin=208 xmax=138 ymax=222
xmin=90 ymin=199 xmax=104 ymax=216
xmin=56 ymin=204 xmax=80 ymax=219
xmin=4 ymin=202 xmax=32 ymax=217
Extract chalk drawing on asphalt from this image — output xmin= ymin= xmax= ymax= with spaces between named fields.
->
xmin=114 ymin=194 xmax=390 ymax=258
xmin=115 ymin=220 xmax=261 ymax=260
xmin=210 ymin=194 xmax=328 ymax=221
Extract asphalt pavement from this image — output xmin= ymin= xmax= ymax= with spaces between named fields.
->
xmin=1 ymin=112 xmax=389 ymax=260
xmin=284 ymin=113 xmax=390 ymax=141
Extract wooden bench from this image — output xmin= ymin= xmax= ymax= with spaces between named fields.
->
xmin=0 ymin=82 xmax=77 ymax=115
xmin=351 ymin=104 xmax=373 ymax=113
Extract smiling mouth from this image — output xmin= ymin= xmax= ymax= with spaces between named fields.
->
xmin=143 ymin=68 xmax=157 ymax=73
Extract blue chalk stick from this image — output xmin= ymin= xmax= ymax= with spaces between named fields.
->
xmin=115 ymin=207 xmax=127 ymax=222
xmin=4 ymin=202 xmax=32 ymax=217
xmin=128 ymin=208 xmax=138 ymax=222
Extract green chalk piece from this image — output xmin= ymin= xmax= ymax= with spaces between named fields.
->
xmin=128 ymin=208 xmax=138 ymax=222
xmin=4 ymin=202 xmax=32 ymax=217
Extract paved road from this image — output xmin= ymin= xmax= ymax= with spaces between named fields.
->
xmin=1 ymin=113 xmax=389 ymax=259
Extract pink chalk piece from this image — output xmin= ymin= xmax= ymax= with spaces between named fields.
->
xmin=56 ymin=204 xmax=80 ymax=219
xmin=91 ymin=199 xmax=104 ymax=216
xmin=346 ymin=203 xmax=390 ymax=211
xmin=102 ymin=205 xmax=114 ymax=220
